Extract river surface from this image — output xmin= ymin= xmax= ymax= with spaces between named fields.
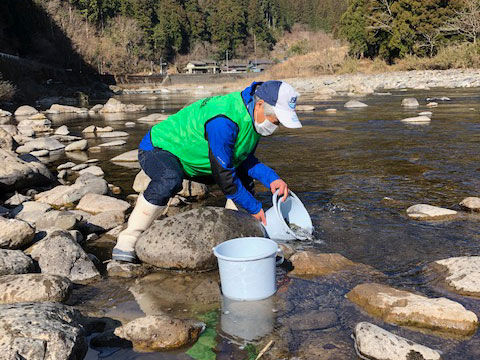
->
xmin=40 ymin=87 xmax=480 ymax=359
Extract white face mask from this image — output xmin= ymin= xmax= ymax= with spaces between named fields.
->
xmin=254 ymin=119 xmax=278 ymax=136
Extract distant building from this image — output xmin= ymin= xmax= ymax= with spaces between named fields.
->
xmin=248 ymin=59 xmax=274 ymax=72
xmin=183 ymin=59 xmax=219 ymax=74
xmin=220 ymin=60 xmax=249 ymax=73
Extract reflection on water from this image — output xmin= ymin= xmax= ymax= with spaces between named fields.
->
xmin=45 ymin=87 xmax=480 ymax=359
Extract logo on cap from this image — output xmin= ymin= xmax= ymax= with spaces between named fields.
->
xmin=288 ymin=96 xmax=297 ymax=109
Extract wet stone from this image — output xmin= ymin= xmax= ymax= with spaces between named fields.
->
xmin=76 ymin=193 xmax=130 ymax=214
xmin=289 ymin=251 xmax=360 ymax=276
xmin=280 ymin=310 xmax=339 ymax=331
xmin=107 ymin=260 xmax=153 ymax=278
xmin=459 ymin=197 xmax=480 ymax=212
xmin=406 ymin=204 xmax=457 ymax=220
xmin=433 ymin=256 xmax=480 ymax=296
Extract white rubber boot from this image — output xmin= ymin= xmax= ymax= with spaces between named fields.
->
xmin=112 ymin=193 xmax=164 ymax=262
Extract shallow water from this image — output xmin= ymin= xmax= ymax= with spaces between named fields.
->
xmin=36 ymin=87 xmax=480 ymax=359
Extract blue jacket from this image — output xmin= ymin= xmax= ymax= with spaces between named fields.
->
xmin=139 ymin=82 xmax=280 ymax=214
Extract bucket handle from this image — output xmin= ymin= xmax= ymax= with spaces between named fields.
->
xmin=276 ymin=248 xmax=284 ymax=266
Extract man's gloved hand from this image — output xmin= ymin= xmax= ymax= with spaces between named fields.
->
xmin=270 ymin=179 xmax=289 ymax=202
xmin=253 ymin=208 xmax=266 ymax=225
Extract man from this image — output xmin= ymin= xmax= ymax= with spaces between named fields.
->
xmin=112 ymin=80 xmax=302 ymax=262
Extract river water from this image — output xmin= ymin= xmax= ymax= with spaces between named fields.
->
xmin=42 ymin=87 xmax=480 ymax=359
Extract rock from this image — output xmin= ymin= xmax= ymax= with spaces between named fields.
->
xmin=34 ymin=173 xmax=108 ymax=206
xmin=426 ymin=102 xmax=438 ymax=108
xmin=0 ymin=149 xmax=55 ymax=191
xmin=0 ymin=302 xmax=87 ymax=360
xmin=400 ymin=116 xmax=431 ymax=124
xmin=58 ymin=169 xmax=67 ymax=179
xmin=125 ymin=122 xmax=135 ymax=127
xmin=17 ymin=118 xmax=52 ymax=133
xmin=96 ymin=126 xmax=114 ymax=132
xmin=71 ymin=163 xmax=88 ymax=171
xmin=296 ymin=105 xmax=315 ymax=111
xmin=52 ymin=134 xmax=82 ymax=142
xmin=30 ymin=149 xmax=49 ymax=157
xmin=14 ymin=105 xmax=38 ymax=116
xmin=0 ymin=205 xmax=10 ymax=216
xmin=11 ymin=201 xmax=52 ymax=225
xmin=99 ymin=141 xmax=127 ymax=149
xmin=34 ymin=210 xmax=79 ymax=231
xmin=82 ymin=125 xmax=96 ymax=133
xmin=344 ymin=100 xmax=368 ymax=108
xmin=0 ymin=217 xmax=35 ymax=249
xmin=79 ymin=165 xmax=104 ymax=177
xmin=65 ymin=139 xmax=88 ymax=151
xmin=0 ymin=127 xmax=14 ymax=150
xmin=289 ymin=251 xmax=359 ymax=276
xmin=97 ymin=131 xmax=129 ymax=138
xmin=88 ymin=146 xmax=101 ymax=152
xmin=75 ymin=210 xmax=125 ymax=233
xmin=107 ymin=261 xmax=152 ymax=278
xmin=76 ymin=193 xmax=130 ymax=214
xmin=281 ymin=310 xmax=338 ymax=331
xmin=401 ymin=98 xmax=420 ymax=107
xmin=406 ymin=204 xmax=457 ymax=220
xmin=133 ymin=170 xmax=208 ymax=199
xmin=89 ymin=104 xmax=103 ymax=113
xmin=4 ymin=192 xmax=31 ymax=206
xmin=279 ymin=243 xmax=295 ymax=260
xmin=433 ymin=256 xmax=480 ymax=296
xmin=347 ymin=283 xmax=478 ymax=336
xmin=113 ymin=314 xmax=204 ymax=351
xmin=325 ymin=108 xmax=337 ymax=113
xmin=0 ymin=249 xmax=34 ymax=275
xmin=69 ymin=230 xmax=83 ymax=244
xmin=16 ymin=137 xmax=65 ymax=153
xmin=354 ymin=322 xmax=441 ymax=360
xmin=47 ymin=104 xmax=86 ymax=114
xmin=99 ymin=98 xmax=146 ymax=113
xmin=419 ymin=111 xmax=433 ymax=117
xmin=426 ymin=97 xmax=450 ymax=101
xmin=30 ymin=230 xmax=101 ymax=283
xmin=136 ymin=207 xmax=264 ymax=271
xmin=0 ymin=109 xmax=12 ymax=117
xmin=57 ymin=161 xmax=76 ymax=170
xmin=459 ymin=197 xmax=480 ymax=211
xmin=0 ymin=274 xmax=72 ymax=304
xmin=111 ymin=149 xmax=138 ymax=162
xmin=54 ymin=125 xmax=70 ymax=135
xmin=0 ymin=125 xmax=18 ymax=136
xmin=137 ymin=113 xmax=169 ymax=123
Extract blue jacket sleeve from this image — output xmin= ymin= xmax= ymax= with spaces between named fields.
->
xmin=240 ymin=152 xmax=280 ymax=189
xmin=205 ymin=117 xmax=262 ymax=215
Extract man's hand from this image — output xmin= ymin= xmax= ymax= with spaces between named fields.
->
xmin=253 ymin=208 xmax=266 ymax=225
xmin=270 ymin=179 xmax=289 ymax=202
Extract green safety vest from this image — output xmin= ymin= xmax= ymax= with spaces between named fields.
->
xmin=150 ymin=91 xmax=261 ymax=177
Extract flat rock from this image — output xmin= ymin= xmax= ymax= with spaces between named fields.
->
xmin=75 ymin=210 xmax=125 ymax=233
xmin=52 ymin=134 xmax=82 ymax=142
xmin=54 ymin=125 xmax=70 ymax=135
xmin=325 ymin=108 xmax=337 ymax=113
xmin=0 ymin=149 xmax=55 ymax=191
xmin=281 ymin=310 xmax=338 ymax=331
xmin=79 ymin=165 xmax=104 ymax=177
xmin=47 ymin=104 xmax=86 ymax=114
xmin=30 ymin=149 xmax=49 ymax=157
xmin=0 ymin=249 xmax=34 ymax=275
xmin=0 ymin=217 xmax=35 ymax=249
xmin=111 ymin=149 xmax=138 ymax=162
xmin=290 ymin=251 xmax=360 ymax=276
xmin=136 ymin=207 xmax=264 ymax=271
xmin=354 ymin=322 xmax=441 ymax=360
xmin=137 ymin=113 xmax=169 ymax=122
xmin=401 ymin=116 xmax=431 ymax=124
xmin=344 ymin=100 xmax=368 ymax=108
xmin=401 ymin=98 xmax=420 ymax=107
xmin=107 ymin=261 xmax=153 ymax=278
xmin=96 ymin=126 xmax=114 ymax=133
xmin=34 ymin=210 xmax=79 ymax=231
xmin=17 ymin=137 xmax=65 ymax=153
xmin=57 ymin=161 xmax=76 ymax=170
xmin=34 ymin=173 xmax=108 ymax=207
xmin=406 ymin=204 xmax=457 ymax=220
xmin=426 ymin=102 xmax=438 ymax=108
xmin=89 ymin=104 xmax=103 ymax=113
xmin=433 ymin=256 xmax=480 ymax=296
xmin=11 ymin=201 xmax=52 ymax=225
xmin=99 ymin=98 xmax=146 ymax=113
xmin=30 ymin=230 xmax=100 ymax=283
xmin=459 ymin=197 xmax=480 ymax=211
xmin=125 ymin=121 xmax=135 ymax=127
xmin=0 ymin=302 xmax=87 ymax=360
xmin=97 ymin=131 xmax=129 ymax=138
xmin=76 ymin=193 xmax=130 ymax=214
xmin=113 ymin=314 xmax=204 ymax=351
xmin=14 ymin=105 xmax=38 ymax=116
xmin=82 ymin=125 xmax=96 ymax=133
xmin=71 ymin=163 xmax=88 ymax=171
xmin=4 ymin=192 xmax=31 ymax=206
xmin=347 ymin=283 xmax=478 ymax=336
xmin=99 ymin=140 xmax=126 ymax=147
xmin=296 ymin=105 xmax=315 ymax=111
xmin=65 ymin=139 xmax=88 ymax=151
xmin=0 ymin=109 xmax=12 ymax=117
xmin=0 ymin=274 xmax=72 ymax=304
xmin=419 ymin=111 xmax=433 ymax=117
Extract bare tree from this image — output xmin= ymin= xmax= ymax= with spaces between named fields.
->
xmin=448 ymin=0 xmax=480 ymax=44
xmin=418 ymin=28 xmax=443 ymax=56
xmin=367 ymin=0 xmax=394 ymax=35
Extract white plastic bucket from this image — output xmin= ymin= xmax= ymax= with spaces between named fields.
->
xmin=213 ymin=237 xmax=283 ymax=301
xmin=263 ymin=190 xmax=313 ymax=241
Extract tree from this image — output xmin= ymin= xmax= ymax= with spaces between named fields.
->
xmin=447 ymin=0 xmax=480 ymax=44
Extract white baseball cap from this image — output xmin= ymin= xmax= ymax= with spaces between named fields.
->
xmin=255 ymin=80 xmax=302 ymax=128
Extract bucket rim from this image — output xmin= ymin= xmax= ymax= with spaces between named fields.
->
xmin=213 ymin=237 xmax=279 ymax=262
xmin=273 ymin=190 xmax=313 ymax=240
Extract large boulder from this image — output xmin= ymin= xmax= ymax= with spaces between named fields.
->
xmin=34 ymin=173 xmax=109 ymax=206
xmin=0 ymin=217 xmax=35 ymax=249
xmin=74 ymin=209 xmax=125 ymax=233
xmin=459 ymin=197 xmax=480 ymax=212
xmin=290 ymin=251 xmax=360 ymax=276
xmin=99 ymin=98 xmax=146 ymax=113
xmin=17 ymin=118 xmax=52 ymax=134
xmin=136 ymin=207 xmax=264 ymax=271
xmin=14 ymin=105 xmax=38 ymax=116
xmin=347 ymin=283 xmax=478 ymax=336
xmin=76 ymin=193 xmax=130 ymax=214
xmin=354 ymin=322 xmax=441 ymax=360
xmin=16 ymin=137 xmax=65 ymax=154
xmin=0 ymin=249 xmax=34 ymax=275
xmin=137 ymin=113 xmax=169 ymax=123
xmin=433 ymin=256 xmax=480 ymax=297
xmin=65 ymin=139 xmax=88 ymax=152
xmin=406 ymin=204 xmax=457 ymax=220
xmin=0 ymin=149 xmax=55 ymax=191
xmin=47 ymin=104 xmax=86 ymax=114
xmin=113 ymin=314 xmax=204 ymax=351
xmin=0 ymin=274 xmax=72 ymax=304
xmin=0 ymin=302 xmax=87 ymax=360
xmin=11 ymin=201 xmax=52 ymax=225
xmin=30 ymin=230 xmax=100 ymax=283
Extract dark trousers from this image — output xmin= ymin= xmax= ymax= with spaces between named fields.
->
xmin=138 ymin=148 xmax=254 ymax=206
